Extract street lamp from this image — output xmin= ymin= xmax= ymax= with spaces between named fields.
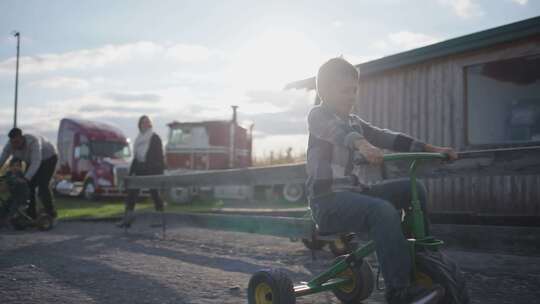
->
xmin=12 ymin=31 xmax=20 ymax=128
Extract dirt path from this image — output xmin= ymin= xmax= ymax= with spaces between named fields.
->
xmin=1 ymin=214 xmax=539 ymax=304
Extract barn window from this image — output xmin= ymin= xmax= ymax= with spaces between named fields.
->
xmin=466 ymin=54 xmax=540 ymax=145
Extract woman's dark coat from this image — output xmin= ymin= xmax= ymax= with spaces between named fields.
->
xmin=129 ymin=133 xmax=165 ymax=176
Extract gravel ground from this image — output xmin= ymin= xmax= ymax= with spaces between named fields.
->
xmin=1 ymin=213 xmax=539 ymax=304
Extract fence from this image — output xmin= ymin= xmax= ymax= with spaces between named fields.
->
xmin=125 ymin=147 xmax=540 ymax=191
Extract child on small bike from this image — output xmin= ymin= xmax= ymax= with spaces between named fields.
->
xmin=307 ymin=57 xmax=457 ymax=304
xmin=0 ymin=158 xmax=31 ymax=228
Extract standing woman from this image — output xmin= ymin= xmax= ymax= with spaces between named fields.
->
xmin=117 ymin=115 xmax=165 ymax=228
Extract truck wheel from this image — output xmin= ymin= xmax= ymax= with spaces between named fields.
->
xmin=282 ymin=183 xmax=304 ymax=204
xmin=331 ymin=255 xmax=375 ymax=303
xmin=82 ymin=180 xmax=97 ymax=201
xmin=167 ymin=187 xmax=192 ymax=204
xmin=248 ymin=269 xmax=295 ymax=304
xmin=415 ymin=249 xmax=470 ymax=304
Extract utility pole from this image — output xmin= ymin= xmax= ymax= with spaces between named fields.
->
xmin=12 ymin=31 xmax=20 ymax=128
xmin=229 ymin=105 xmax=239 ymax=168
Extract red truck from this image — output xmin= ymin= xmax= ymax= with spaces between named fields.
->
xmin=54 ymin=118 xmax=131 ymax=200
xmin=166 ymin=108 xmax=252 ymax=171
xmin=165 ymin=106 xmax=305 ymax=204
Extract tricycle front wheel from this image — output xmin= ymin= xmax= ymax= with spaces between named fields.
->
xmin=332 ymin=255 xmax=375 ymax=303
xmin=248 ymin=269 xmax=295 ymax=304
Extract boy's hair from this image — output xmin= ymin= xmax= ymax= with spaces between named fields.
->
xmin=316 ymin=57 xmax=359 ymax=103
xmin=8 ymin=128 xmax=22 ymax=139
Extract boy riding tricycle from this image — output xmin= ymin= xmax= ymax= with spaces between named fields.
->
xmin=247 ymin=58 xmax=468 ymax=304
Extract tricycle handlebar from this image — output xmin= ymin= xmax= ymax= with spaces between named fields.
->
xmin=354 ymin=152 xmax=449 ymax=165
xmin=382 ymin=152 xmax=449 ymax=162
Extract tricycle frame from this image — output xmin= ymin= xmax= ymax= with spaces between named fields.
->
xmin=292 ymin=152 xmax=448 ymax=299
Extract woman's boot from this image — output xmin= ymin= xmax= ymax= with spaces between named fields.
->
xmin=116 ymin=210 xmax=135 ymax=228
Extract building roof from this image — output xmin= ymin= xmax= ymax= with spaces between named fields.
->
xmin=285 ymin=15 xmax=540 ymax=90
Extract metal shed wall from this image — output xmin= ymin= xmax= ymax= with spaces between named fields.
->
xmin=356 ymin=35 xmax=540 ymax=216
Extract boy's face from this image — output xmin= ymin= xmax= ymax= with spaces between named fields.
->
xmin=324 ymin=74 xmax=358 ymax=117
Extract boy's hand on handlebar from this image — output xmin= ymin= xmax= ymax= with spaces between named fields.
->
xmin=425 ymin=144 xmax=458 ymax=160
xmin=355 ymin=139 xmax=384 ymax=165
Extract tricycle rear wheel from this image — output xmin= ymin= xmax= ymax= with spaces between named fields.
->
xmin=415 ymin=249 xmax=469 ymax=304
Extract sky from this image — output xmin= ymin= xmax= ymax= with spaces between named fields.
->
xmin=0 ymin=0 xmax=539 ymax=158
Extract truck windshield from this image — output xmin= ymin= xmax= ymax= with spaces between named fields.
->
xmin=169 ymin=128 xmax=191 ymax=145
xmin=89 ymin=141 xmax=131 ymax=159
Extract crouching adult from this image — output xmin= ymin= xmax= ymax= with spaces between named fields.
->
xmin=0 ymin=128 xmax=58 ymax=220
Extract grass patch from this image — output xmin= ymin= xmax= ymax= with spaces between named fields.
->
xmin=55 ymin=197 xmax=226 ymax=220
xmin=56 ymin=197 xmax=126 ymax=219
xmin=3 ymin=185 xmax=306 ymax=220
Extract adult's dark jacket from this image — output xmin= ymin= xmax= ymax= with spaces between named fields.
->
xmin=129 ymin=133 xmax=165 ymax=176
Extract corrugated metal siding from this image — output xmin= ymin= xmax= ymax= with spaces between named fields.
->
xmin=356 ymin=39 xmax=540 ymax=216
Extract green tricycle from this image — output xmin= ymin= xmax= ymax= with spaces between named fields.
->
xmin=248 ymin=152 xmax=469 ymax=304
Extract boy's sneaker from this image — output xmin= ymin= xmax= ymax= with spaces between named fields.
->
xmin=386 ymin=284 xmax=444 ymax=304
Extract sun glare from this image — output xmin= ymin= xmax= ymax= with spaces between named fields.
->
xmin=227 ymin=29 xmax=323 ymax=90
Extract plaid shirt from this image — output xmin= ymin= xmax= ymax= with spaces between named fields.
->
xmin=306 ymin=103 xmax=425 ymax=199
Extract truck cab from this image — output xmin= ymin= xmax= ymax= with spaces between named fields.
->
xmin=55 ymin=118 xmax=131 ymax=200
xmin=166 ymin=120 xmax=252 ymax=171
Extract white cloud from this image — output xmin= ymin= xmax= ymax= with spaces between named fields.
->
xmin=0 ymin=41 xmax=220 ymax=74
xmin=510 ymin=0 xmax=527 ymax=4
xmin=245 ymin=89 xmax=313 ymax=110
xmin=252 ymin=134 xmax=308 ymax=161
xmin=30 ymin=76 xmax=90 ymax=90
xmin=103 ymin=92 xmax=161 ymax=103
xmin=438 ymin=0 xmax=484 ymax=18
xmin=223 ymin=29 xmax=326 ymax=90
xmin=165 ymin=44 xmax=224 ymax=63
xmin=345 ymin=54 xmax=383 ymax=65
xmin=372 ymin=31 xmax=441 ymax=54
xmin=0 ymin=33 xmax=366 ymax=156
xmin=332 ymin=20 xmax=344 ymax=28
xmin=388 ymin=31 xmax=441 ymax=50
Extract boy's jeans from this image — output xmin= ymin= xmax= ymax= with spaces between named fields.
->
xmin=310 ymin=178 xmax=428 ymax=289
